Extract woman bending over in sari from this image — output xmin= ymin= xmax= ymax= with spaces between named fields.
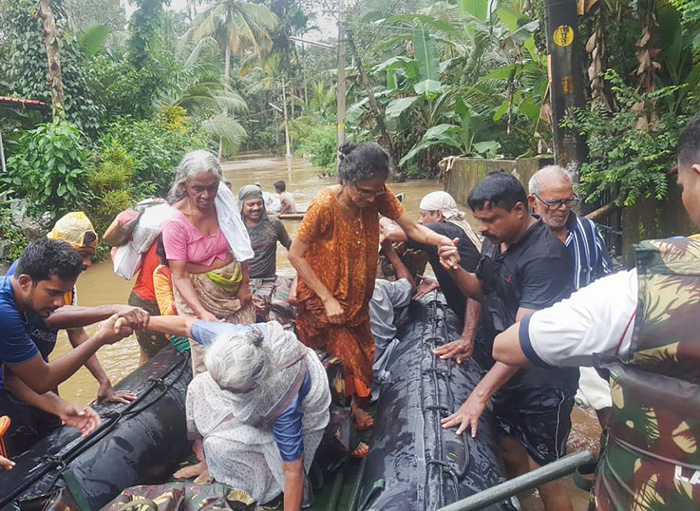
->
xmin=288 ymin=143 xmax=457 ymax=455
xmin=141 ymin=315 xmax=330 ymax=511
xmin=162 ymin=150 xmax=255 ymax=374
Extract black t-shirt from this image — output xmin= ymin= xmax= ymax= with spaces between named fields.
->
xmin=408 ymin=222 xmax=480 ymax=322
xmin=477 ymin=220 xmax=578 ymax=390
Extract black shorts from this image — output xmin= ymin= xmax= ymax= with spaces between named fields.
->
xmin=492 ymin=386 xmax=575 ymax=466
xmin=0 ymin=389 xmax=62 ymax=457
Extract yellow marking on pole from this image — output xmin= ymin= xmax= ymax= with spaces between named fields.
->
xmin=553 ymin=25 xmax=574 ymax=47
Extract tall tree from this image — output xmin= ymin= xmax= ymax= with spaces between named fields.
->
xmin=38 ymin=0 xmax=65 ymax=120
xmin=192 ymin=0 xmax=278 ymax=156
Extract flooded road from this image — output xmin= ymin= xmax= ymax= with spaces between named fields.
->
xmin=50 ymin=153 xmax=598 ymax=509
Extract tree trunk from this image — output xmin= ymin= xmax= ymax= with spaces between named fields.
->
xmin=38 ymin=0 xmax=66 ymax=121
xmin=219 ymin=44 xmax=232 ymax=160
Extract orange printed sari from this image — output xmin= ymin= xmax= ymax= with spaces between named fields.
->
xmin=295 ymin=187 xmax=404 ymax=398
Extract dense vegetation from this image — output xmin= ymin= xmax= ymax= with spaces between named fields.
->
xmin=0 ymin=0 xmax=698 ymax=262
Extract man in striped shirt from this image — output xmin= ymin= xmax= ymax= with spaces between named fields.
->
xmin=528 ymin=166 xmax=614 ymax=426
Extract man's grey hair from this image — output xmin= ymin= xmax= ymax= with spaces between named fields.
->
xmin=528 ymin=165 xmax=573 ymax=195
xmin=168 ymin=150 xmax=223 ymax=202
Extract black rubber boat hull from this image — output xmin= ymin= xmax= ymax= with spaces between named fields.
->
xmin=0 ymin=346 xmax=192 ymax=511
xmin=357 ymin=294 xmax=509 ymax=511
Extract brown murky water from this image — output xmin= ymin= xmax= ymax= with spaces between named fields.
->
xmin=50 ymin=153 xmax=598 ymax=509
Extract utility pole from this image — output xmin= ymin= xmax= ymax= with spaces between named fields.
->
xmin=336 ymin=0 xmax=346 ymax=167
xmin=347 ymin=31 xmax=394 ymax=158
xmin=281 ymin=80 xmax=293 ymax=175
xmin=543 ymin=0 xmax=587 ymax=172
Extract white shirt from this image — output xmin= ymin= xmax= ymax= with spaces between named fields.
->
xmin=522 ymin=270 xmax=638 ymax=367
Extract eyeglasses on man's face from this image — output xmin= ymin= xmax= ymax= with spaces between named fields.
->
xmin=534 ymin=194 xmax=579 ymax=210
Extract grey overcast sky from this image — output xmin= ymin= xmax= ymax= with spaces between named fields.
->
xmin=124 ymin=0 xmax=337 ymax=42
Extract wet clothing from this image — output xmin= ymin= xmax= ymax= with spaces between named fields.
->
xmin=492 ymin=386 xmax=574 ymax=466
xmin=162 ymin=209 xmax=231 ymax=267
xmin=408 ymin=221 xmax=480 ymax=322
xmin=476 ymin=220 xmax=577 ymax=466
xmin=295 ymin=186 xmax=405 ymax=398
xmin=186 ymin=321 xmax=330 ymax=502
xmin=246 ymin=218 xmax=291 ymax=279
xmin=477 ymin=221 xmax=578 ymax=390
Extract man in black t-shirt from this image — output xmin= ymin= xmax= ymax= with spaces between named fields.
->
xmin=381 ymin=191 xmax=481 ymax=342
xmin=437 ymin=173 xmax=576 ymax=511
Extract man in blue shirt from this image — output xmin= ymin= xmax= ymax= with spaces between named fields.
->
xmin=0 ymin=239 xmax=140 ymax=459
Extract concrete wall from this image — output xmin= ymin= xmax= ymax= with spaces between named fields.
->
xmin=443 ymin=156 xmax=554 ymax=206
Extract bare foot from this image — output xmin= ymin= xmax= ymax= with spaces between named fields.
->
xmin=174 ymin=461 xmax=207 ymax=479
xmin=193 ymin=468 xmax=211 ymax=484
xmin=351 ymin=400 xmax=374 ymax=431
xmin=351 ymin=442 xmax=370 ymax=458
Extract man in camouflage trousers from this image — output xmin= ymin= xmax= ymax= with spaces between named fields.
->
xmin=488 ymin=114 xmax=700 ymax=510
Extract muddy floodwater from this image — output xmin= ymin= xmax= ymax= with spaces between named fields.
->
xmin=50 ymin=153 xmax=598 ymax=510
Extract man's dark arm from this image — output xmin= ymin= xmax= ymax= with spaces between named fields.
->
xmin=44 ymin=305 xmax=148 ymax=331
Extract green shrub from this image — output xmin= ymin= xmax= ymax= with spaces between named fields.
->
xmin=1 ymin=121 xmax=90 ymax=220
xmin=102 ymin=116 xmax=210 ymax=197
xmin=0 ymin=203 xmax=30 ymax=265
xmin=295 ymin=123 xmax=337 ymax=176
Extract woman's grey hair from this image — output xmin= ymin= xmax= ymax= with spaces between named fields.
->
xmin=528 ymin=165 xmax=573 ymax=195
xmin=205 ymin=327 xmax=269 ymax=393
xmin=168 ymin=150 xmax=223 ymax=202
xmin=337 ymin=142 xmax=391 ymax=185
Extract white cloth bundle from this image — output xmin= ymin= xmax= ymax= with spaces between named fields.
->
xmin=214 ymin=182 xmax=254 ymax=262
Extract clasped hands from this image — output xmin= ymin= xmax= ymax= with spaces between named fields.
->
xmin=100 ymin=306 xmax=150 ymax=343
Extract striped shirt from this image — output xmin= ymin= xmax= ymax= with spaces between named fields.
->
xmin=565 ymin=213 xmax=613 ymax=290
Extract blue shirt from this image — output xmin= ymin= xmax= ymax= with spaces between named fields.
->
xmin=0 ymin=276 xmax=40 ymax=391
xmin=190 ymin=320 xmax=310 ymax=462
xmin=6 ymin=261 xmax=66 ymax=363
xmin=565 ymin=213 xmax=613 ymax=290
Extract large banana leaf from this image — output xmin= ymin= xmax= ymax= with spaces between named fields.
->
xmin=79 ymin=25 xmax=109 ymax=57
xmin=414 ymin=25 xmax=440 ymax=82
xmin=458 ymin=0 xmax=488 ymax=21
xmin=385 ymin=96 xmax=419 ymax=118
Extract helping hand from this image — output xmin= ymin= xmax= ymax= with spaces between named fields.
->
xmin=438 ymin=238 xmax=461 ymax=270
xmin=100 ymin=314 xmax=134 ymax=345
xmin=433 ymin=335 xmax=474 ymax=364
xmin=197 ymin=310 xmax=219 ymax=322
xmin=59 ymin=402 xmax=102 ymax=437
xmin=441 ymin=392 xmax=487 ymax=437
xmin=413 ymin=275 xmax=440 ymax=300
xmin=97 ymin=381 xmax=137 ymax=404
xmin=114 ymin=305 xmax=150 ymax=330
xmin=322 ymin=296 xmax=346 ymax=325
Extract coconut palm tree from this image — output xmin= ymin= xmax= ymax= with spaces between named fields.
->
xmin=189 ymin=0 xmax=278 ymax=157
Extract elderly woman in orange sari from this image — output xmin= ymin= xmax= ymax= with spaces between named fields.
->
xmin=288 ymin=143 xmax=457 ymax=454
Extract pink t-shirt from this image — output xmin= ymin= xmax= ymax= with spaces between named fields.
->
xmin=162 ymin=210 xmax=231 ymax=266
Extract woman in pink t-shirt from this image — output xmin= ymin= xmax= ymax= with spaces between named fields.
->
xmin=162 ymin=150 xmax=255 ymax=376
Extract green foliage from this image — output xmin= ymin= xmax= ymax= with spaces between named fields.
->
xmin=565 ymin=71 xmax=689 ymax=207
xmin=87 ymin=139 xmax=135 ymax=255
xmin=0 ymin=0 xmax=104 ymax=135
xmin=293 ymin=121 xmax=338 ymax=175
xmin=1 ymin=121 xmax=90 ymax=219
xmin=101 ymin=116 xmax=210 ymax=196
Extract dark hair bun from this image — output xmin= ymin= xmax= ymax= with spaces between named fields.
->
xmin=338 ymin=143 xmax=357 ymax=159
